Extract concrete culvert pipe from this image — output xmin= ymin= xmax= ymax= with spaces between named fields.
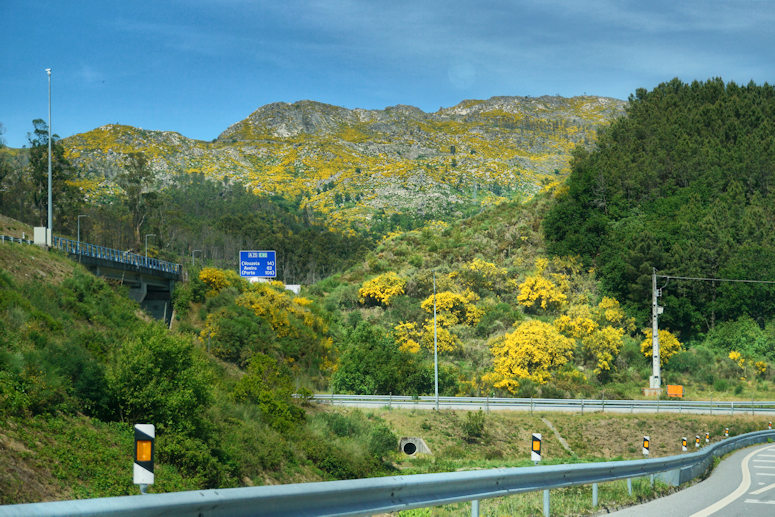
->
xmin=399 ymin=437 xmax=431 ymax=455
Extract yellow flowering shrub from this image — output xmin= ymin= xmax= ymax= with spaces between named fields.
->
xmin=199 ymin=267 xmax=246 ymax=296
xmin=487 ymin=319 xmax=575 ymax=391
xmin=394 ymin=321 xmax=421 ymax=353
xmin=582 ymin=326 xmax=625 ymax=374
xmin=420 ymin=321 xmax=457 ymax=353
xmin=755 ymin=361 xmax=767 ymax=376
xmin=517 ymin=275 xmax=567 ymax=311
xmin=359 ymin=272 xmax=406 ymax=306
xmin=456 ymin=258 xmax=508 ymax=292
xmin=729 ymin=350 xmax=745 ymax=369
xmin=420 ymin=290 xmax=483 ymax=326
xmin=595 ymin=297 xmax=636 ymax=333
xmin=639 ymin=329 xmax=683 ymax=366
xmin=553 ymin=315 xmax=599 ymax=339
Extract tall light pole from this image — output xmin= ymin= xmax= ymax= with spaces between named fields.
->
xmin=145 ymin=233 xmax=155 ymax=265
xmin=433 ymin=272 xmax=439 ymax=411
xmin=77 ymin=214 xmax=88 ymax=261
xmin=46 ymin=68 xmax=52 ymax=245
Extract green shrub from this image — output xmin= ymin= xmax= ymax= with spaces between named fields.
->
xmin=106 ymin=325 xmax=213 ymax=436
xmin=233 ymin=353 xmax=304 ymax=432
xmin=368 ymin=425 xmax=397 ymax=460
xmin=462 ymin=409 xmax=486 ymax=442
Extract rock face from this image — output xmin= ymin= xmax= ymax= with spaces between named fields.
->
xmin=62 ymin=95 xmax=625 ymax=231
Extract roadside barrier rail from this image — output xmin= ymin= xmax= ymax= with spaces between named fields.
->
xmin=2 ymin=429 xmax=774 ymax=517
xmin=311 ymin=394 xmax=775 ymax=415
xmin=0 ymin=234 xmax=33 ymax=245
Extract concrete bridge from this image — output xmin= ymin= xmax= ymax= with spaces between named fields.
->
xmin=51 ymin=236 xmax=182 ymax=325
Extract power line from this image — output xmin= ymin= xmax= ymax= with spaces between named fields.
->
xmin=657 ymin=274 xmax=775 ymax=285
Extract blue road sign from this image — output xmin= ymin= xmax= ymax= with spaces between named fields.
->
xmin=239 ymin=250 xmax=276 ymax=278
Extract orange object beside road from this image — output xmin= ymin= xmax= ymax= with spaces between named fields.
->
xmin=667 ymin=384 xmax=684 ymax=398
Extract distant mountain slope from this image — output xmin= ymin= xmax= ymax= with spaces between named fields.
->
xmin=63 ymin=95 xmax=624 ymax=231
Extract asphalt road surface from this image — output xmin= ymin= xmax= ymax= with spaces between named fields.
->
xmin=609 ymin=443 xmax=775 ymax=516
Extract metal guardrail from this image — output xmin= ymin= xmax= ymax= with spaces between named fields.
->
xmin=312 ymin=394 xmax=775 ymax=415
xmin=0 ymin=234 xmax=33 ymax=245
xmin=2 ymin=429 xmax=774 ymax=517
xmin=1 ymin=233 xmax=182 ymax=276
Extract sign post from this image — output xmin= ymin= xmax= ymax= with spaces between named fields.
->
xmin=239 ymin=250 xmax=276 ymax=279
xmin=134 ymin=424 xmax=155 ymax=493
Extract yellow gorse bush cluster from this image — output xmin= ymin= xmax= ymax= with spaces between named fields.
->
xmin=640 ymin=329 xmax=683 ymax=366
xmin=358 ymin=272 xmax=406 ymax=306
xmin=517 ymin=275 xmax=567 ymax=310
xmin=199 ymin=267 xmax=245 ymax=296
xmin=485 ymin=320 xmax=575 ymax=391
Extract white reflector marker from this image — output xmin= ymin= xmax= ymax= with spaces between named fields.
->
xmin=695 ymin=435 xmax=700 ymax=448
xmin=682 ymin=437 xmax=687 ymax=452
xmin=134 ymin=424 xmax=155 ymax=488
xmin=643 ymin=436 xmax=650 ymax=456
xmin=531 ymin=433 xmax=542 ymax=463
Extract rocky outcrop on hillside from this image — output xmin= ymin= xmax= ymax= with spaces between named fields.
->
xmin=62 ymin=95 xmax=625 ymax=231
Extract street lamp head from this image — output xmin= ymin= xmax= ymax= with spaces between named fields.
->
xmin=45 ymin=68 xmax=51 ymax=75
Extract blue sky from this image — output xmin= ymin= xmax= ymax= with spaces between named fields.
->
xmin=2 ymin=0 xmax=774 ymax=148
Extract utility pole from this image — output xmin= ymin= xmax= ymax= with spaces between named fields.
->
xmin=650 ymin=268 xmax=662 ymax=389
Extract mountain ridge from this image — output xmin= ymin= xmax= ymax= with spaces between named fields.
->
xmin=61 ymin=95 xmax=625 ymax=232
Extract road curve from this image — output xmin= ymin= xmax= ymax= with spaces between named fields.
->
xmin=609 ymin=443 xmax=775 ymax=516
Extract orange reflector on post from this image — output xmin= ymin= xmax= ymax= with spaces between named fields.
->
xmin=531 ymin=433 xmax=542 ymax=463
xmin=137 ymin=440 xmax=152 ymax=462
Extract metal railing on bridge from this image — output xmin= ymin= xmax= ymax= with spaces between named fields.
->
xmin=51 ymin=236 xmax=181 ymax=275
xmin=1 ymin=233 xmax=182 ymax=276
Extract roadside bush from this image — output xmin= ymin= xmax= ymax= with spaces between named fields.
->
xmin=462 ymin=409 xmax=486 ymax=442
xmin=233 ymin=353 xmax=304 ymax=432
xmin=106 ymin=325 xmax=213 ymax=436
xmin=331 ymin=322 xmax=433 ymax=395
xmin=368 ymin=425 xmax=397 ymax=460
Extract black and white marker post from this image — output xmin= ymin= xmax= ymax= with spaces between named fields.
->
xmin=134 ymin=424 xmax=155 ymax=494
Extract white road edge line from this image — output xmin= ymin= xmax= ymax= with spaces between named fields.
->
xmin=690 ymin=446 xmax=773 ymax=517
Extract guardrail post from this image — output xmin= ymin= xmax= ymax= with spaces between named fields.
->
xmin=627 ymin=477 xmax=632 ymax=496
xmin=592 ymin=482 xmax=598 ymax=507
xmin=731 ymin=401 xmax=734 ymax=416
xmin=543 ymin=489 xmax=550 ymax=517
xmin=471 ymin=499 xmax=479 ymax=517
xmin=581 ymin=399 xmax=584 ymax=415
xmin=710 ymin=395 xmax=713 ymax=415
xmin=530 ymin=397 xmax=534 ymax=415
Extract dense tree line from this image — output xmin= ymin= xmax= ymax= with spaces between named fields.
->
xmin=544 ymin=78 xmax=775 ymax=337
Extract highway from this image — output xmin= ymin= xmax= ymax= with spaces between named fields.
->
xmin=610 ymin=443 xmax=775 ymax=516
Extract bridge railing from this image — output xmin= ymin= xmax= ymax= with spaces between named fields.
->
xmin=1 ymin=429 xmax=773 ymax=517
xmin=52 ymin=236 xmax=182 ymax=276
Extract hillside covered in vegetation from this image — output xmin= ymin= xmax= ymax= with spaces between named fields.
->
xmin=59 ymin=95 xmax=623 ymax=233
xmin=545 ymin=79 xmax=775 ymax=342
